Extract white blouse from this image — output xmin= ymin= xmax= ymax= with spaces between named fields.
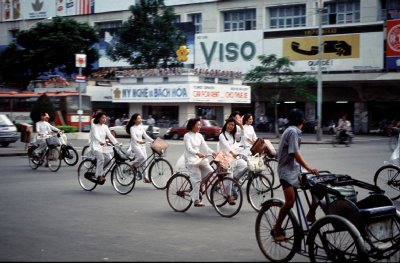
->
xmin=184 ymin=131 xmax=214 ymax=165
xmin=90 ymin=123 xmax=118 ymax=152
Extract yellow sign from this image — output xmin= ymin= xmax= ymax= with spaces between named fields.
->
xmin=176 ymin=45 xmax=190 ymax=62
xmin=283 ymin=34 xmax=360 ymax=61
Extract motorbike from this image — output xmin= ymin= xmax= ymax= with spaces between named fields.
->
xmin=332 ymin=128 xmax=353 ymax=147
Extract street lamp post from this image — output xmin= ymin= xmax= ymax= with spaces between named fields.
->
xmin=316 ymin=0 xmax=324 ymax=141
xmin=75 ymin=54 xmax=87 ymax=133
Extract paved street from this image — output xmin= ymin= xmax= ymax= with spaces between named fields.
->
xmin=0 ymin=134 xmax=399 ymax=261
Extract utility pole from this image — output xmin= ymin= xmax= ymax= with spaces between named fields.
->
xmin=316 ymin=0 xmax=324 ymax=141
xmin=75 ymin=54 xmax=86 ymax=133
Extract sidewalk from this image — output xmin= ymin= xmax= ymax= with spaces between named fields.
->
xmin=0 ymin=132 xmax=382 ymax=157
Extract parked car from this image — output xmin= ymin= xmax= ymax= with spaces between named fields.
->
xmin=164 ymin=119 xmax=222 ymax=140
xmin=109 ymin=119 xmax=160 ymax=139
xmin=0 ymin=114 xmax=19 ymax=147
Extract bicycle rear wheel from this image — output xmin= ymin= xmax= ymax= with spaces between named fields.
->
xmin=247 ymin=173 xmax=273 ymax=212
xmin=308 ymin=215 xmax=368 ymax=262
xmin=255 ymin=199 xmax=300 ymax=262
xmin=374 ymin=164 xmax=400 ymax=200
xmin=63 ymin=145 xmax=79 ymax=166
xmin=111 ymin=162 xmax=135 ymax=195
xmin=77 ymin=159 xmax=97 ymax=191
xmin=47 ymin=148 xmax=61 ymax=172
xmin=211 ymin=177 xmax=243 ymax=218
xmin=149 ymin=158 xmax=173 ymax=190
xmin=166 ymin=173 xmax=192 ymax=212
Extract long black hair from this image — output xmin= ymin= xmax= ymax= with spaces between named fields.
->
xmin=220 ymin=117 xmax=237 ymax=142
xmin=242 ymin=113 xmax=253 ymax=124
xmin=93 ymin=111 xmax=106 ymax=124
xmin=186 ymin=118 xmax=200 ymax=131
xmin=126 ymin=113 xmax=141 ymax=134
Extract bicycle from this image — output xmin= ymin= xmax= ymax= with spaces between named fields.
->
xmin=77 ymin=144 xmax=136 ymax=195
xmin=27 ymin=134 xmax=62 ymax=172
xmin=128 ymin=139 xmax=173 ymax=190
xmin=166 ymin=153 xmax=243 ymax=218
xmin=232 ymin=154 xmax=274 ymax=212
xmin=58 ymin=132 xmax=79 ymax=166
xmin=374 ymin=163 xmax=400 ymax=200
xmin=255 ymin=172 xmax=400 ymax=262
xmin=262 ymin=155 xmax=280 ymax=190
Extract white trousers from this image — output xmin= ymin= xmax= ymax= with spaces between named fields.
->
xmin=187 ymin=159 xmax=213 ymax=202
xmin=94 ymin=150 xmax=112 ymax=177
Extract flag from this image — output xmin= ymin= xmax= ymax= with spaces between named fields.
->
xmin=76 ymin=0 xmax=90 ymax=15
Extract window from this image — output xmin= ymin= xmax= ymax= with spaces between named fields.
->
xmin=323 ymin=1 xmax=360 ymax=25
xmin=223 ymin=9 xmax=256 ymax=32
xmin=175 ymin=15 xmax=181 ymax=23
xmin=189 ymin=13 xmax=202 ymax=33
xmin=95 ymin=20 xmax=123 ymax=44
xmin=269 ymin=5 xmax=306 ymax=28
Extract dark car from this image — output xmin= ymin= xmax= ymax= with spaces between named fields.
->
xmin=164 ymin=119 xmax=222 ymax=140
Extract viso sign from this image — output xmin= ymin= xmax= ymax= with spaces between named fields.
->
xmin=195 ymin=31 xmax=263 ymax=72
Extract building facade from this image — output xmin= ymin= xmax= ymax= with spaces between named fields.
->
xmin=0 ymin=0 xmax=399 ymax=132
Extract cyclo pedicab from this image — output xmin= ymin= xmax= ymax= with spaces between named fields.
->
xmin=255 ymin=171 xmax=400 ymax=262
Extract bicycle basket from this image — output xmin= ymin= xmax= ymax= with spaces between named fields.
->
xmin=113 ymin=145 xmax=129 ymax=161
xmin=46 ymin=136 xmax=60 ymax=148
xmin=151 ymin=137 xmax=168 ymax=155
xmin=214 ymin=151 xmax=236 ymax=172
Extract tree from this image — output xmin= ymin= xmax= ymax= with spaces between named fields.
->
xmin=30 ymin=94 xmax=56 ymax=126
xmin=106 ymin=0 xmax=187 ymax=69
xmin=0 ymin=16 xmax=99 ymax=86
xmin=244 ymin=54 xmax=316 ymax=137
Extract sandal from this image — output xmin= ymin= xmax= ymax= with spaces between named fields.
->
xmin=273 ymin=226 xmax=286 ymax=242
xmin=97 ymin=176 xmax=106 ymax=185
xmin=227 ymin=196 xmax=236 ymax=205
xmin=143 ymin=177 xmax=151 ymax=183
xmin=194 ymin=200 xmax=205 ymax=207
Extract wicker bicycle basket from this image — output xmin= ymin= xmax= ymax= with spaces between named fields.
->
xmin=151 ymin=138 xmax=168 ymax=155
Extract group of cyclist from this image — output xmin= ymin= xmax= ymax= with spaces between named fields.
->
xmin=54 ymin=108 xmax=321 ymax=242
xmin=174 ymin=108 xmax=320 ymax=242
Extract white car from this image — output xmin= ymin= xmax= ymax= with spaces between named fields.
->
xmin=109 ymin=119 xmax=160 ymax=138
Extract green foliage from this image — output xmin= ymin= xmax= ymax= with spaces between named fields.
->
xmin=55 ymin=126 xmax=78 ymax=133
xmin=106 ymin=0 xmax=187 ymax=68
xmin=244 ymin=54 xmax=317 ymax=137
xmin=0 ymin=16 xmax=99 ymax=84
xmin=30 ymin=94 xmax=56 ymax=124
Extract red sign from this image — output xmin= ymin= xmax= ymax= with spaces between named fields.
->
xmin=387 ymin=19 xmax=400 ymax=57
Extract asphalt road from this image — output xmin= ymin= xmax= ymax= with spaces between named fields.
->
xmin=0 ymin=136 xmax=399 ymax=262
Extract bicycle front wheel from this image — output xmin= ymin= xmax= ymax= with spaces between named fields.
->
xmin=255 ymin=199 xmax=300 ymax=262
xmin=47 ymin=148 xmax=61 ymax=172
xmin=28 ymin=156 xmax=40 ymax=169
xmin=111 ymin=162 xmax=136 ymax=195
xmin=211 ymin=177 xmax=243 ymax=218
xmin=149 ymin=158 xmax=173 ymax=190
xmin=247 ymin=173 xmax=273 ymax=212
xmin=63 ymin=145 xmax=79 ymax=166
xmin=308 ymin=215 xmax=368 ymax=262
xmin=77 ymin=159 xmax=97 ymax=191
xmin=263 ymin=158 xmax=280 ymax=190
xmin=166 ymin=173 xmax=192 ymax=212
xmin=374 ymin=164 xmax=400 ymax=200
